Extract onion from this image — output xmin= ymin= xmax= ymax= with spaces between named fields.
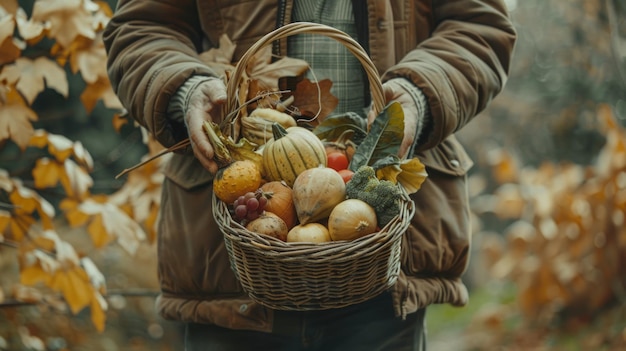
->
xmin=328 ymin=199 xmax=378 ymax=241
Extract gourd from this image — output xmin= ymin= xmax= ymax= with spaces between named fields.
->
xmin=292 ymin=166 xmax=346 ymax=224
xmin=213 ymin=160 xmax=262 ymax=204
xmin=259 ymin=181 xmax=297 ymax=229
xmin=327 ymin=199 xmax=377 ymax=241
xmin=241 ymin=108 xmax=297 ymax=145
xmin=262 ymin=124 xmax=327 ymax=187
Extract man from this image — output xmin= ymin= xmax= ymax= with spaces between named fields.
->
xmin=104 ymin=1 xmax=516 ymax=349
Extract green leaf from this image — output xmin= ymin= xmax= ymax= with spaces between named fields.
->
xmin=312 ymin=112 xmax=367 ymax=144
xmin=348 ymin=101 xmax=404 ymax=171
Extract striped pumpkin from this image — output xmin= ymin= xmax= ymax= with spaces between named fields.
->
xmin=262 ymin=123 xmax=327 ymax=187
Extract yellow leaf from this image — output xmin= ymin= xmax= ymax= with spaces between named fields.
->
xmin=65 ymin=206 xmax=90 ymax=227
xmin=61 ymin=159 xmax=93 ymax=199
xmin=8 ymin=214 xmax=34 ymax=241
xmin=10 ymin=187 xmax=38 ymax=214
xmin=32 ymin=157 xmax=62 ymax=189
xmin=487 ymin=148 xmax=519 ymax=184
xmin=31 ymin=0 xmax=96 ymax=48
xmin=0 ymin=210 xmax=9 ymax=233
xmin=87 ymin=213 xmax=112 ymax=248
xmin=90 ymin=290 xmax=107 ymax=332
xmin=0 ymin=57 xmax=68 ymax=104
xmin=32 ymin=235 xmax=55 ymax=252
xmin=144 ymin=204 xmax=159 ymax=243
xmin=396 ymin=158 xmax=428 ymax=194
xmin=376 ymin=163 xmax=402 ymax=183
xmin=80 ymin=76 xmax=123 ymax=113
xmin=50 ymin=267 xmax=92 ymax=315
xmin=69 ymin=37 xmax=108 ymax=84
xmin=20 ymin=264 xmax=51 ymax=286
xmin=61 ymin=197 xmax=93 ymax=227
xmin=28 ymin=129 xmax=48 ymax=147
xmin=0 ymin=87 xmax=37 ymax=150
xmin=46 ymin=133 xmax=74 ymax=161
xmin=376 ymin=158 xmax=428 ymax=195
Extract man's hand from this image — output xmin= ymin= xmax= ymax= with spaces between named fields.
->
xmin=184 ymin=78 xmax=227 ymax=174
xmin=367 ymin=79 xmax=423 ymax=159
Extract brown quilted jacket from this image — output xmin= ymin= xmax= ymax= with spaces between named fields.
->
xmin=104 ymin=0 xmax=516 ymax=332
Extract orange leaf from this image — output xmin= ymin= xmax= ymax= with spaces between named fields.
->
xmin=112 ymin=112 xmax=128 ymax=132
xmin=0 ymin=87 xmax=38 ymax=150
xmin=291 ymin=78 xmax=338 ymax=123
xmin=0 ymin=37 xmax=22 ymax=66
xmin=487 ymin=148 xmax=519 ymax=184
xmin=144 ymin=203 xmax=159 ymax=243
xmin=0 ymin=14 xmax=21 ymax=65
xmin=80 ymin=76 xmax=123 ymax=114
xmin=0 ymin=210 xmax=9 ymax=234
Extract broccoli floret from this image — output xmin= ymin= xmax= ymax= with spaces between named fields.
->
xmin=346 ymin=165 xmax=378 ymax=197
xmin=345 ymin=165 xmax=402 ymax=227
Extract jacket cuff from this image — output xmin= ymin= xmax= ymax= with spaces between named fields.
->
xmin=391 ymin=270 xmax=469 ymax=319
xmin=386 ymin=78 xmax=431 ymax=158
xmin=167 ymin=75 xmax=217 ymax=123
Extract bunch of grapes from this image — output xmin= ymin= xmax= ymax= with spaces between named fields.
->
xmin=232 ymin=191 xmax=268 ymax=222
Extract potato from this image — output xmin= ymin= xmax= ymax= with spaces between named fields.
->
xmin=245 ymin=212 xmax=289 ymax=241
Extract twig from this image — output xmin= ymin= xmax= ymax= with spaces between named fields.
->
xmin=114 ymin=139 xmax=190 ymax=179
xmin=0 ymin=289 xmax=161 ymax=309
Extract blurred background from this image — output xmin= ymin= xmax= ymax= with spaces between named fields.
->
xmin=1 ymin=0 xmax=625 ymax=350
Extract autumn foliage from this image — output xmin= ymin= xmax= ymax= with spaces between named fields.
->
xmin=0 ymin=0 xmax=154 ymax=335
xmin=466 ymin=104 xmax=626 ymax=349
xmin=1 ymin=0 xmax=625 ymax=350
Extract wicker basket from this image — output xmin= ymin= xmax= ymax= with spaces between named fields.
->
xmin=213 ymin=22 xmax=415 ymax=311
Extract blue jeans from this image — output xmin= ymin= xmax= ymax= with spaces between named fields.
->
xmin=185 ymin=292 xmax=427 ymax=351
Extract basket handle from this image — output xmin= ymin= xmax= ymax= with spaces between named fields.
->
xmin=225 ymin=21 xmax=385 ymax=119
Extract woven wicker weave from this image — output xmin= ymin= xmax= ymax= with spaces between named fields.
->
xmin=213 ymin=22 xmax=415 ymax=311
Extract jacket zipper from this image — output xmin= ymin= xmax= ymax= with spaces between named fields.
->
xmin=351 ymin=0 xmax=371 ymax=108
xmin=273 ymin=0 xmax=288 ymax=57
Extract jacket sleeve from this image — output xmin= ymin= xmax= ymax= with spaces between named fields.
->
xmin=382 ymin=0 xmax=517 ymax=152
xmin=103 ymin=0 xmax=216 ymax=147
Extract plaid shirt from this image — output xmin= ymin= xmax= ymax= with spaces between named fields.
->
xmin=288 ymin=0 xmax=367 ymax=116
